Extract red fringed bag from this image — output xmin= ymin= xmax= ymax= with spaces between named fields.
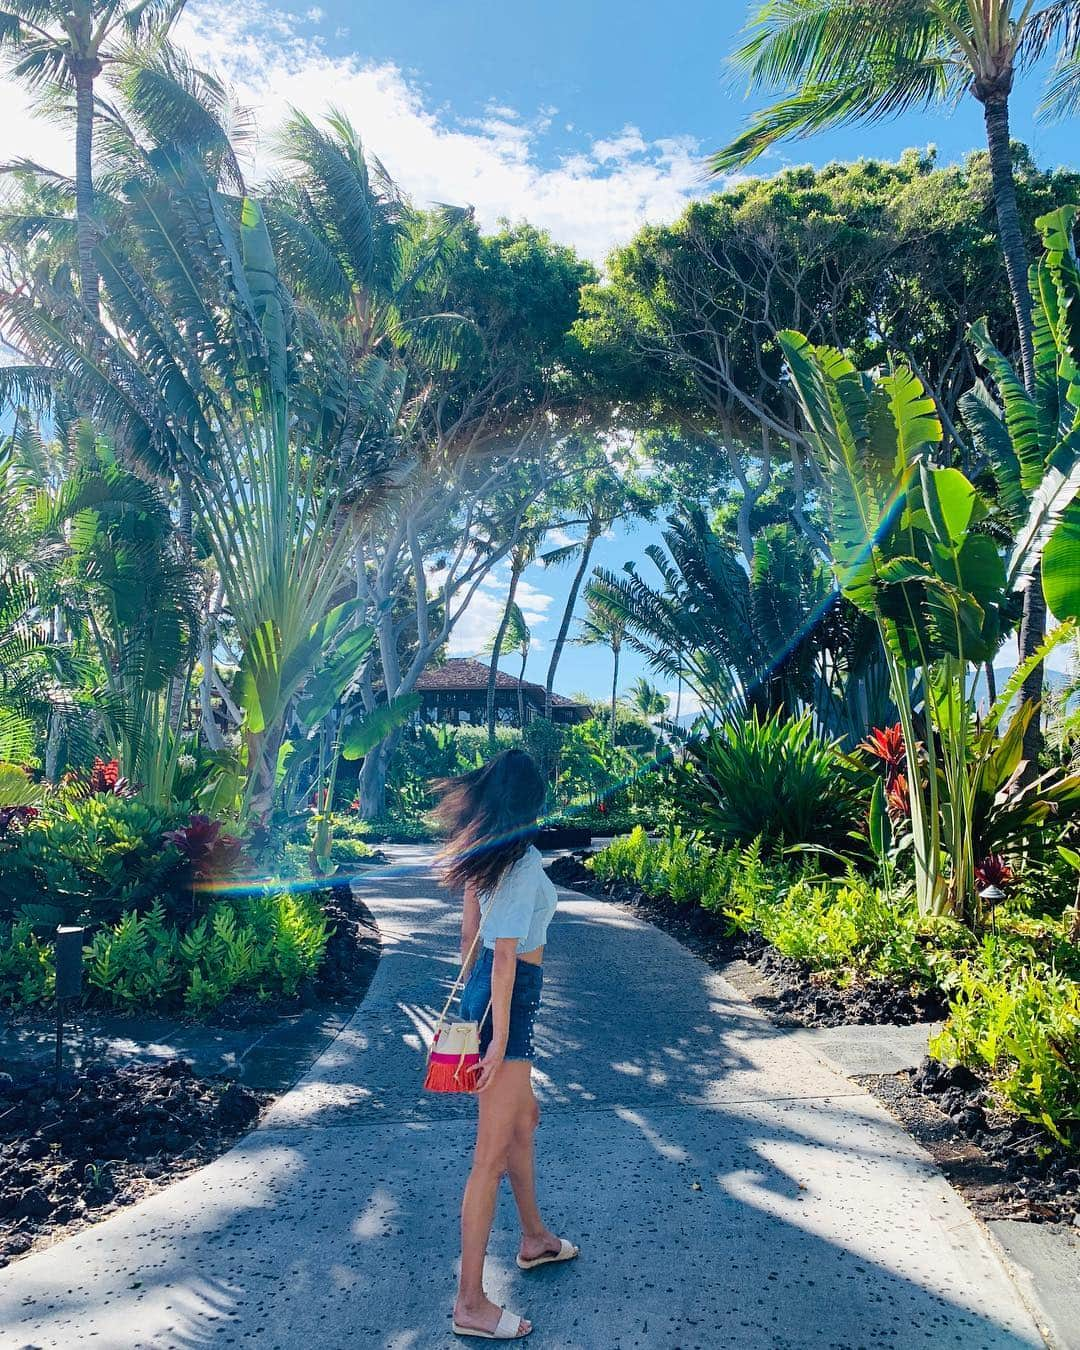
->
xmin=424 ymin=924 xmax=493 ymax=1094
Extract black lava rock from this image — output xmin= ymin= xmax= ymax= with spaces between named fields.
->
xmin=216 ymin=1082 xmax=260 ymax=1129
xmin=14 ymin=1187 xmax=51 ymax=1220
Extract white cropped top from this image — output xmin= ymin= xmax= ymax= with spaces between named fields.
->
xmin=479 ymin=845 xmax=558 ymax=954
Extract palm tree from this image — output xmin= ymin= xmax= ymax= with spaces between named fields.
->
xmin=541 ymin=465 xmax=654 ymax=718
xmin=623 ymin=676 xmax=670 ymax=751
xmin=590 ymin=508 xmax=873 ymax=733
xmin=267 ymin=108 xmax=474 ymax=366
xmin=575 ymin=584 xmax=628 ymax=745
xmin=0 ymin=0 xmax=187 ymax=318
xmin=713 ymin=0 xmax=1080 ymax=760
xmin=714 ymin=0 xmax=1080 ymax=395
xmin=485 ymin=602 xmax=531 ymax=725
xmin=486 ymin=524 xmax=544 ymax=743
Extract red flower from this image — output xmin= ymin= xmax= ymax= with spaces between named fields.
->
xmin=858 ymin=724 xmax=907 ymax=788
xmin=885 ymin=772 xmax=911 ymax=822
xmin=87 ymin=758 xmax=132 ymax=797
xmin=975 ymin=854 xmax=1013 ymax=894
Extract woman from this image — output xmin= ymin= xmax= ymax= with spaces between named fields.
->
xmin=435 ymin=748 xmax=579 ymax=1341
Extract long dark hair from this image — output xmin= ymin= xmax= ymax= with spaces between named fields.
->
xmin=434 ymin=748 xmax=546 ymax=894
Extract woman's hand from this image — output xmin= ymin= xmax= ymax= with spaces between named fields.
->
xmin=475 ymin=1043 xmax=506 ymax=1093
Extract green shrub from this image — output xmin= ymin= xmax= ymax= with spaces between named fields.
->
xmin=677 ymin=711 xmax=869 ymax=853
xmin=931 ymin=932 xmax=1080 ymax=1144
xmin=84 ymin=891 xmax=331 ymax=1014
xmin=589 ymin=826 xmax=774 ymax=914
xmin=0 ymin=921 xmax=54 ymax=1005
xmin=589 ymin=826 xmax=961 ymax=988
xmin=0 ymin=794 xmax=190 ymax=928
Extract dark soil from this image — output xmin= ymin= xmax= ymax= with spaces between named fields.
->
xmin=864 ymin=1059 xmax=1079 ymax=1226
xmin=0 ymin=1058 xmax=267 ymax=1265
xmin=547 ymin=852 xmax=946 ymax=1029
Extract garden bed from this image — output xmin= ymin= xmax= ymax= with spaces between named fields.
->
xmin=204 ymin=880 xmax=380 ymax=1027
xmin=865 ymin=1060 xmax=1079 ymax=1226
xmin=0 ymin=881 xmax=383 ymax=1265
xmin=549 ymin=850 xmax=1078 ymax=1225
xmin=546 ymin=851 xmax=945 ymax=1028
xmin=0 ymin=1058 xmax=266 ymax=1266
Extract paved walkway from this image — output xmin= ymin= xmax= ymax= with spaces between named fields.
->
xmin=0 ymin=854 xmax=1042 ymax=1349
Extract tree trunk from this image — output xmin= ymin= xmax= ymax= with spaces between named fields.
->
xmin=980 ymin=93 xmax=1035 ymax=391
xmin=983 ymin=661 xmax=997 ymax=711
xmin=357 ymin=730 xmax=400 ymax=820
xmin=199 ymin=629 xmax=223 ymax=751
xmin=517 ymin=648 xmax=527 ymax=726
xmin=487 ymin=559 xmax=523 ymax=743
xmin=544 ymin=524 xmax=599 ymax=717
xmin=1017 ymin=574 xmax=1046 ymax=763
xmin=73 ymin=63 xmax=101 ymax=322
xmin=610 ymin=642 xmax=620 ymax=745
xmin=981 ymin=90 xmax=1043 ymax=767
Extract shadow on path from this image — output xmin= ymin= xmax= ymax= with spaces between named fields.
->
xmin=0 ymin=863 xmax=1040 ymax=1350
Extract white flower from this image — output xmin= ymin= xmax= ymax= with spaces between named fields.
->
xmin=178 ymin=753 xmax=197 ymax=773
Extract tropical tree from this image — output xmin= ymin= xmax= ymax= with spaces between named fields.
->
xmin=624 ymin=676 xmax=669 ymax=730
xmin=780 ymin=285 xmax=1080 ymax=916
xmin=714 ymin=0 xmax=1080 ymax=393
xmin=962 ymin=205 xmax=1080 ymax=634
xmin=485 ymin=602 xmax=531 ymax=726
xmin=541 ymin=455 xmax=654 ymax=717
xmin=0 ymin=147 xmax=401 ymax=821
xmin=485 ymin=522 xmax=545 ymax=743
xmin=575 ymin=583 xmax=628 ymax=745
xmin=44 ymin=444 xmax=200 ymax=799
xmin=0 ymin=0 xmax=187 ymax=317
xmin=267 ymin=108 xmax=474 ymax=368
xmin=347 ymin=220 xmax=594 ymax=817
xmin=715 ymin=2 xmax=1080 ymax=750
xmin=0 ymin=421 xmax=91 ymax=770
xmin=591 ymin=507 xmax=844 ymax=728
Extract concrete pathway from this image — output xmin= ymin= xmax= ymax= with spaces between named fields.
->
xmin=0 ymin=854 xmax=1043 ymax=1349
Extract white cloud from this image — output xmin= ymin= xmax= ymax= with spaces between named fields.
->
xmin=0 ymin=0 xmax=707 ymax=264
xmin=542 ymin=527 xmax=580 ymax=552
xmin=665 ymin=688 xmax=704 ymax=720
xmin=446 ymin=568 xmax=555 ymax=658
xmin=591 ymin=125 xmax=648 ymax=164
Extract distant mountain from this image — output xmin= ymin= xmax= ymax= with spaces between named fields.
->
xmin=971 ymin=665 xmax=1070 ymax=711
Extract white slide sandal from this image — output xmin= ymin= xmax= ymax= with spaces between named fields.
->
xmin=516 ymin=1237 xmax=580 ymax=1270
xmin=452 ymin=1307 xmax=531 ymax=1339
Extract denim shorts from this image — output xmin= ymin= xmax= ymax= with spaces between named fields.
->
xmin=460 ymin=946 xmax=543 ymax=1061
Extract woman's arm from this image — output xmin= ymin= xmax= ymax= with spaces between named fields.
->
xmin=460 ymin=882 xmax=481 ymax=974
xmin=476 ymin=937 xmax=518 ymax=1092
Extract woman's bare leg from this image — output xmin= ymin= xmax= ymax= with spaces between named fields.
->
xmin=455 ymin=1061 xmax=533 ymax=1337
xmin=506 ymin=1076 xmax=561 ymax=1261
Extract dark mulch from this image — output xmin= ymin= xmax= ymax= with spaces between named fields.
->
xmin=547 ymin=852 xmax=945 ymax=1029
xmin=864 ymin=1058 xmax=1079 ymax=1226
xmin=0 ymin=1058 xmax=266 ymax=1265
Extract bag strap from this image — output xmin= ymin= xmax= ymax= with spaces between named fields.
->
xmin=432 ymin=888 xmax=497 ymax=1037
xmin=433 ymin=923 xmax=484 ymax=1033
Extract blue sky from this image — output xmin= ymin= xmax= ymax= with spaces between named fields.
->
xmin=4 ymin=0 xmax=1077 ymax=707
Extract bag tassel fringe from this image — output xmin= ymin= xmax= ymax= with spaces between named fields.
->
xmin=424 ymin=1056 xmax=479 ymax=1093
